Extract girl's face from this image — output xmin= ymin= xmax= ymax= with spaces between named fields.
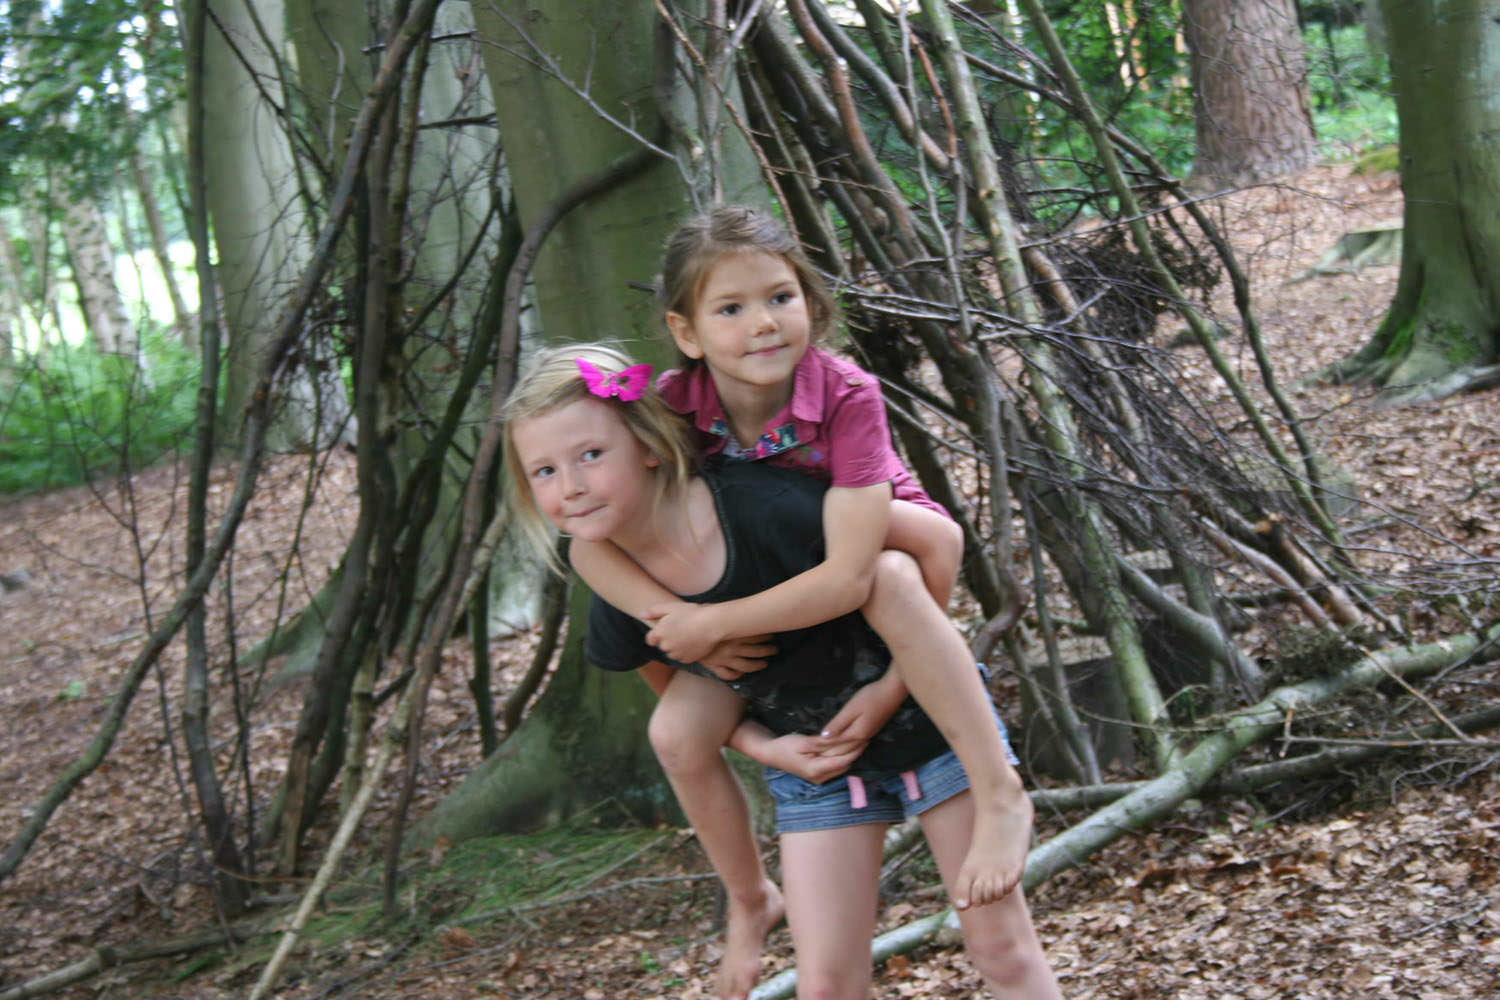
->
xmin=510 ymin=397 xmax=661 ymax=544
xmin=666 ymin=250 xmax=811 ymax=402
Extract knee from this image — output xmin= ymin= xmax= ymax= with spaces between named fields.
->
xmin=928 ymin=518 xmax=964 ymax=592
xmin=964 ymin=917 xmax=1049 ymax=992
xmin=966 ymin=929 xmax=1025 ymax=985
xmin=647 ymin=699 xmax=718 ymax=775
xmin=869 ymin=550 xmax=924 ymax=606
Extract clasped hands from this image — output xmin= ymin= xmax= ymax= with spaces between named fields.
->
xmin=646 ymin=596 xmax=900 ymax=786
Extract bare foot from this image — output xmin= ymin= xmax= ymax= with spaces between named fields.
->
xmin=952 ymin=784 xmax=1033 ymax=910
xmin=717 ymin=877 xmax=784 ymax=1000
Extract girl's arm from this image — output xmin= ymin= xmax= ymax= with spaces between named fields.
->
xmin=572 ymin=538 xmax=676 ymax=621
xmin=728 ymin=718 xmax=864 ymax=784
xmin=573 ymin=540 xmax=774 ymax=679
xmin=816 ymin=662 xmax=908 ymax=750
xmin=645 ymin=481 xmax=891 ymax=662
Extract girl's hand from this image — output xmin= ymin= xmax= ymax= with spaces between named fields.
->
xmin=698 ymin=635 xmax=777 ymax=681
xmin=763 ymin=733 xmax=863 ymax=784
xmin=644 ymin=601 xmax=726 ymax=664
xmin=817 ymin=671 xmax=906 ymax=748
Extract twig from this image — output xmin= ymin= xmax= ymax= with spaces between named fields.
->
xmin=1392 ymin=894 xmax=1499 ymax=943
xmin=0 ymin=922 xmax=269 ymax=1000
xmin=457 ymin=869 xmax=714 ymax=926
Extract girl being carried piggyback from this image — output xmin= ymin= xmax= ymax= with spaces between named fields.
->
xmin=560 ymin=205 xmax=1043 ymax=993
xmin=575 ymin=205 xmax=1027 ymax=885
xmin=503 ymin=344 xmax=1059 ymax=1000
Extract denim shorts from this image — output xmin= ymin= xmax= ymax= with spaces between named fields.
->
xmin=764 ymin=712 xmax=1019 ymax=835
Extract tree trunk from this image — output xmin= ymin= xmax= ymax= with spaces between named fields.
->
xmin=59 ymin=194 xmax=135 ymax=360
xmin=128 ymin=139 xmax=195 ymax=347
xmin=0 ymin=222 xmax=21 ymax=364
xmin=1332 ymin=0 xmax=1500 ymax=400
xmin=415 ymin=590 xmax=677 ymax=843
xmin=203 ymin=0 xmax=351 ymax=452
xmin=410 ymin=0 xmax=765 ymax=835
xmin=473 ymin=4 xmax=684 ymax=344
xmin=1182 ymin=0 xmax=1318 ymax=186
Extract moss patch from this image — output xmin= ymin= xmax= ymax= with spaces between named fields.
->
xmin=1351 ymin=145 xmax=1399 ymax=175
xmin=434 ymin=823 xmax=673 ymax=923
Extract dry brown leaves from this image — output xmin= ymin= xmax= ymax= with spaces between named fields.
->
xmin=1 ymin=162 xmax=1498 ymax=999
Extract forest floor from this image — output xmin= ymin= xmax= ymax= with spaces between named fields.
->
xmin=3 ymin=162 xmax=1500 ymax=1000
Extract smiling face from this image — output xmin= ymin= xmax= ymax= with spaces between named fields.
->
xmin=509 ymin=397 xmax=661 ymax=545
xmin=666 ymin=250 xmax=812 ymax=411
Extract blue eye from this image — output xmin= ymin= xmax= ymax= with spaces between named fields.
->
xmin=532 ymin=465 xmax=555 ymax=480
xmin=581 ymin=448 xmax=603 ymax=462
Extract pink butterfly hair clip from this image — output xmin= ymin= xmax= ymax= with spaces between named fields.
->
xmin=576 ymin=357 xmax=654 ymax=402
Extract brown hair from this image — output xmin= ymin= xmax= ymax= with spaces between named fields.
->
xmin=501 ymin=343 xmax=699 ymax=570
xmin=659 ymin=205 xmax=836 ymax=361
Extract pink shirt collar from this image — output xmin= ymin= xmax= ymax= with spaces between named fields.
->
xmin=658 ymin=348 xmax=829 ymax=450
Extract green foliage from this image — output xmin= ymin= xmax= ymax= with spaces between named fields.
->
xmin=1265 ymin=625 xmax=1366 ymax=686
xmin=848 ymin=5 xmax=1395 ymax=232
xmin=1030 ymin=0 xmax=1197 ymax=186
xmin=1302 ymin=24 xmax=1397 ymax=154
xmin=0 ymin=0 xmax=183 ymax=204
xmin=0 ymin=326 xmax=201 ymax=494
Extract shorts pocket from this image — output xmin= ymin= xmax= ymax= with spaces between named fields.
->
xmin=764 ymin=769 xmax=830 ymax=805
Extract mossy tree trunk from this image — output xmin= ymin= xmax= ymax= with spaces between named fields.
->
xmin=416 ymin=589 xmax=679 ymax=842
xmin=1333 ymin=0 xmax=1500 ymax=401
xmin=415 ymin=1 xmax=763 ymax=839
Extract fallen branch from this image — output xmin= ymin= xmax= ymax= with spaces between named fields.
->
xmin=1031 ymin=700 xmax=1500 ymax=812
xmin=1025 ymin=625 xmax=1499 ymax=886
xmin=748 ymin=624 xmax=1500 ymax=1000
xmin=0 ymin=922 xmax=269 ymax=1000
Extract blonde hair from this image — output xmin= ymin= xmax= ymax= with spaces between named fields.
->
xmin=501 ymin=343 xmax=699 ymax=569
xmin=659 ymin=204 xmax=836 ymax=364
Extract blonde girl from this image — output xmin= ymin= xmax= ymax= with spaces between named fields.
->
xmin=570 ymin=206 xmax=1028 ymax=917
xmin=503 ymin=345 xmax=1058 ymax=1000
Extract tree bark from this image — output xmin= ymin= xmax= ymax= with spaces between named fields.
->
xmin=1332 ymin=0 xmax=1500 ymax=400
xmin=59 ymin=195 xmax=135 ymax=359
xmin=128 ymin=136 xmax=194 ymax=346
xmin=407 ymin=0 xmax=764 ymax=835
xmin=0 ymin=221 xmax=21 ymax=364
xmin=473 ymin=1 xmax=688 ymax=342
xmin=1182 ymin=0 xmax=1318 ymax=186
xmin=203 ymin=0 xmax=351 ymax=452
xmin=415 ymin=590 xmax=679 ymax=844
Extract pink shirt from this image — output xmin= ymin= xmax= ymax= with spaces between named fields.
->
xmin=656 ymin=347 xmax=946 ymax=516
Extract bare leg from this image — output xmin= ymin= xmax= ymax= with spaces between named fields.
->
xmin=649 ymin=672 xmax=783 ymax=1000
xmin=886 ymin=499 xmax=964 ymax=609
xmin=779 ymin=822 xmax=887 ymax=1000
xmin=862 ymin=550 xmax=1030 ymax=909
xmin=917 ymin=790 xmax=1061 ymax=998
